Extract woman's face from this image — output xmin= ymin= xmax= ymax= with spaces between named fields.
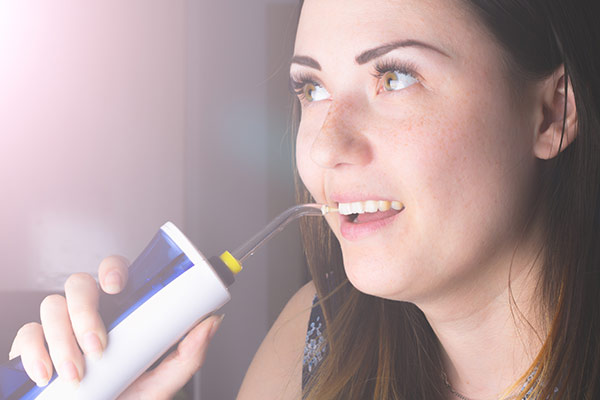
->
xmin=293 ymin=0 xmax=542 ymax=305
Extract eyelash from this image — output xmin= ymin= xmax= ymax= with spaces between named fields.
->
xmin=289 ymin=60 xmax=420 ymax=102
xmin=289 ymin=71 xmax=320 ymax=101
xmin=371 ymin=59 xmax=419 ymax=83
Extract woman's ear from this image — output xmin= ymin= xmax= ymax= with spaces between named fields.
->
xmin=533 ymin=65 xmax=578 ymax=160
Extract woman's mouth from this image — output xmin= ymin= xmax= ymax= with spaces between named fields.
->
xmin=335 ymin=200 xmax=404 ymax=240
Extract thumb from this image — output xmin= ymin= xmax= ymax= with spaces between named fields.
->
xmin=117 ymin=314 xmax=224 ymax=400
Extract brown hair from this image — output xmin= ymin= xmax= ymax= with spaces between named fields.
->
xmin=294 ymin=0 xmax=600 ymax=399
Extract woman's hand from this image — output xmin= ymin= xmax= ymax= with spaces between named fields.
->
xmin=9 ymin=255 xmax=223 ymax=399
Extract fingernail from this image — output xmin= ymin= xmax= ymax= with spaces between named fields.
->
xmin=104 ymin=271 xmax=122 ymax=293
xmin=59 ymin=360 xmax=80 ymax=387
xmin=34 ymin=360 xmax=50 ymax=387
xmin=209 ymin=314 xmax=225 ymax=340
xmin=82 ymin=332 xmax=103 ymax=361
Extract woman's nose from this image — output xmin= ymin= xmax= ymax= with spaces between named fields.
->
xmin=309 ymin=101 xmax=373 ymax=169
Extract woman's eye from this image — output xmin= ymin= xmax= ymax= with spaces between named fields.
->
xmin=381 ymin=70 xmax=418 ymax=91
xmin=303 ymin=82 xmax=331 ymax=102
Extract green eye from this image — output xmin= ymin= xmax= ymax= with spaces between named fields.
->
xmin=303 ymin=82 xmax=330 ymax=102
xmin=303 ymin=82 xmax=316 ymax=101
xmin=382 ymin=70 xmax=418 ymax=91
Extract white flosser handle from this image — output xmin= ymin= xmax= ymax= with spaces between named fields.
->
xmin=14 ymin=222 xmax=232 ymax=400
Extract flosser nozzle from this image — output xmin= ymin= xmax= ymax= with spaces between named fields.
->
xmin=218 ymin=204 xmax=332 ymax=273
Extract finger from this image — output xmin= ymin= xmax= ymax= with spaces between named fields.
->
xmin=118 ymin=314 xmax=224 ymax=400
xmin=40 ymin=294 xmax=84 ymax=387
xmin=98 ymin=255 xmax=130 ymax=294
xmin=64 ymin=273 xmax=106 ymax=361
xmin=11 ymin=322 xmax=53 ymax=387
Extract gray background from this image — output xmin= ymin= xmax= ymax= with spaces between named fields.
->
xmin=0 ymin=1 xmax=305 ymax=399
xmin=187 ymin=1 xmax=306 ymax=399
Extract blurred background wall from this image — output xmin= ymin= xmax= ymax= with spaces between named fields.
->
xmin=0 ymin=0 xmax=304 ymax=398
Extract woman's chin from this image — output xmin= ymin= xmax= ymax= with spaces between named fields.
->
xmin=344 ymin=263 xmax=407 ymax=301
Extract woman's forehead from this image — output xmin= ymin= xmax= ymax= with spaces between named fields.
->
xmin=294 ymin=0 xmax=486 ymax=64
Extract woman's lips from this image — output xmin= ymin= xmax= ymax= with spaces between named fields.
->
xmin=339 ymin=208 xmax=402 ymax=241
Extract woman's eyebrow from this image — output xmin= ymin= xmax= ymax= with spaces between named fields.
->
xmin=356 ymin=39 xmax=451 ymax=64
xmin=291 ymin=55 xmax=322 ymax=70
xmin=290 ymin=39 xmax=449 ymax=71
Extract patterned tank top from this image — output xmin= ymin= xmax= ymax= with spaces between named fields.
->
xmin=302 ymin=294 xmax=327 ymax=391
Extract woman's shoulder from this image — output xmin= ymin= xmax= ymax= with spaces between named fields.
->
xmin=236 ymin=280 xmax=317 ymax=400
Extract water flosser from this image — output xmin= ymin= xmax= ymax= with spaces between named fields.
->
xmin=0 ymin=204 xmax=333 ymax=400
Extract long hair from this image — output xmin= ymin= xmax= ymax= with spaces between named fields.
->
xmin=294 ymin=0 xmax=600 ymax=399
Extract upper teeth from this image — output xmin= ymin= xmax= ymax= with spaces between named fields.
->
xmin=337 ymin=200 xmax=403 ymax=215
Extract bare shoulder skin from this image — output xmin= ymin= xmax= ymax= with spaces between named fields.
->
xmin=236 ymin=280 xmax=316 ymax=400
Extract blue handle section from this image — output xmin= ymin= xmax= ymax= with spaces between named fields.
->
xmin=98 ymin=228 xmax=194 ymax=331
xmin=0 ymin=226 xmax=196 ymax=400
xmin=0 ymin=359 xmax=47 ymax=400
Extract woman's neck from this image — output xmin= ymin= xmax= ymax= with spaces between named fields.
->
xmin=420 ymin=236 xmax=546 ymax=399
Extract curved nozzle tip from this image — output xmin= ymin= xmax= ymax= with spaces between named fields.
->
xmin=320 ymin=204 xmax=339 ymax=215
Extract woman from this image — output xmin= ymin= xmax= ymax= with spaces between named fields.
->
xmin=10 ymin=0 xmax=600 ymax=398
